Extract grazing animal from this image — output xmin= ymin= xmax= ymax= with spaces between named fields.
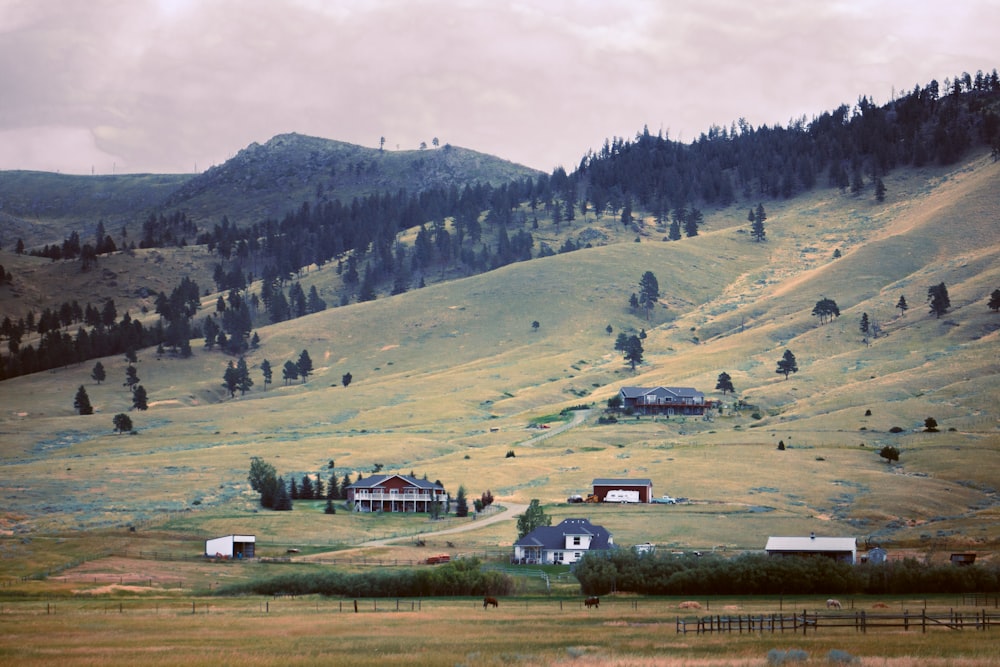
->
xmin=584 ymin=596 xmax=600 ymax=609
xmin=483 ymin=596 xmax=498 ymax=609
xmin=678 ymin=601 xmax=702 ymax=610
xmin=826 ymin=599 xmax=842 ymax=609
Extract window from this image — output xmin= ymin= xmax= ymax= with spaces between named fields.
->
xmin=572 ymin=536 xmax=581 ymax=546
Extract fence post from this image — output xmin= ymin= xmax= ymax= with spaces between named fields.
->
xmin=922 ymin=609 xmax=926 ymax=633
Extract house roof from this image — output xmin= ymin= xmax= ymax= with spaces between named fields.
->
xmin=514 ymin=518 xmax=613 ymax=550
xmin=620 ymin=386 xmax=704 ymax=399
xmin=346 ymin=474 xmax=444 ymax=491
xmin=765 ymin=536 xmax=856 ymax=552
xmin=592 ymin=477 xmax=653 ymax=487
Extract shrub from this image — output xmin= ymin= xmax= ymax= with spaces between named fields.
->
xmin=777 ymin=440 xmax=785 ymax=450
xmin=751 ymin=412 xmax=762 ymax=420
xmin=505 ymin=450 xmax=516 ymax=458
xmin=879 ymin=446 xmax=900 ymax=463
xmin=827 ymin=649 xmax=858 ymax=664
xmin=924 ymin=417 xmax=939 ymax=432
xmin=767 ymin=649 xmax=808 ymax=665
xmin=889 ymin=426 xmax=904 ymax=433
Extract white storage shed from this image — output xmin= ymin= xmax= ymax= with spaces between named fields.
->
xmin=205 ymin=534 xmax=256 ymax=559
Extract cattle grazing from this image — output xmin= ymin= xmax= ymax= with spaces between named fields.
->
xmin=483 ymin=596 xmax=498 ymax=609
xmin=826 ymin=599 xmax=842 ymax=609
xmin=584 ymin=596 xmax=600 ymax=609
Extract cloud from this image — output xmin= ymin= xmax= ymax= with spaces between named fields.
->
xmin=0 ymin=0 xmax=997 ymax=174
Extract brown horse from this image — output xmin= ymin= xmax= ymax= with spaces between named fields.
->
xmin=483 ymin=596 xmax=498 ymax=609
xmin=584 ymin=596 xmax=600 ymax=609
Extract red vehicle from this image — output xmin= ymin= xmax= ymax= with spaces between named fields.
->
xmin=426 ymin=554 xmax=451 ymax=565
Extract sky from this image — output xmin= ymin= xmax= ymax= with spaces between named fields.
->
xmin=1 ymin=0 xmax=998 ymax=175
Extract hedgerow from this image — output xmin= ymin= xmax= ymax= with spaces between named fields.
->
xmin=215 ymin=557 xmax=514 ymax=598
xmin=573 ymin=551 xmax=1000 ymax=596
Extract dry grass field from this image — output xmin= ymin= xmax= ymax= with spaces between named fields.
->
xmin=1 ymin=152 xmax=999 ymax=663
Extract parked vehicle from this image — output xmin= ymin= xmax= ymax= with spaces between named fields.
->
xmin=584 ymin=494 xmax=600 ymax=503
xmin=652 ymin=495 xmax=677 ymax=504
xmin=605 ymin=489 xmax=641 ymax=503
xmin=567 ymin=494 xmax=583 ymax=503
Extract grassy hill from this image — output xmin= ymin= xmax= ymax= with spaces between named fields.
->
xmin=0 ymin=150 xmax=998 ymax=577
xmin=0 ymin=132 xmax=541 ymax=250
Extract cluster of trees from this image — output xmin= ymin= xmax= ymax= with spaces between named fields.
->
xmin=811 ymin=297 xmax=840 ymax=324
xmin=217 ymin=557 xmax=514 ymax=598
xmin=573 ymin=550 xmax=1000 ymax=596
xmin=19 ymin=221 xmax=120 ymax=268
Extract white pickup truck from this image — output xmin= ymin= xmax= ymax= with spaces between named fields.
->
xmin=605 ymin=489 xmax=641 ymax=503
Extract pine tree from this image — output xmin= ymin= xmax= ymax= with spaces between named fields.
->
xmin=273 ymin=477 xmax=293 ymax=511
xmin=223 ymin=360 xmax=239 ymax=397
xmin=860 ymin=312 xmax=871 ymax=345
xmin=260 ymin=359 xmax=272 ymax=389
xmin=638 ymin=271 xmax=660 ymax=321
xmin=124 ymin=364 xmax=140 ymax=393
xmin=74 ymin=385 xmax=94 ymax=415
xmin=927 ymin=283 xmax=950 ymax=318
xmin=282 ymin=360 xmax=299 ymax=385
xmin=91 ymin=361 xmax=106 ymax=385
xmin=113 ymin=412 xmax=133 ymax=434
xmin=715 ymin=372 xmax=735 ymax=395
xmin=775 ymin=349 xmax=798 ymax=380
xmin=296 ymin=349 xmax=313 ymax=382
xmin=236 ymin=356 xmax=253 ymax=395
xmin=896 ymin=295 xmax=909 ymax=317
xmin=132 ymin=385 xmax=148 ymax=411
xmin=455 ymin=485 xmax=469 ymax=517
xmin=750 ymin=203 xmax=767 ymax=242
xmin=989 ymin=288 xmax=1000 ymax=312
xmin=300 ymin=474 xmax=314 ymax=500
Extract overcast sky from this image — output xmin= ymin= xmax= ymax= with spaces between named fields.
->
xmin=1 ymin=0 xmax=997 ymax=175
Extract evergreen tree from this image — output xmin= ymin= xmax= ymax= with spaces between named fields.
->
xmin=260 ymin=359 xmax=272 ymax=389
xmin=668 ymin=217 xmax=682 ymax=241
xmin=91 ymin=361 xmax=106 ymax=385
xmin=927 ymin=282 xmax=950 ymax=318
xmin=273 ymin=477 xmax=293 ymax=511
xmin=282 ymin=360 xmax=299 ymax=385
xmin=236 ymin=357 xmax=253 ymax=395
xmin=776 ymin=349 xmax=798 ymax=380
xmin=132 ymin=385 xmax=148 ymax=411
xmin=324 ymin=497 xmax=336 ymax=514
xmin=342 ymin=372 xmax=353 ymax=387
xmin=750 ymin=203 xmax=767 ymax=242
xmin=297 ymin=349 xmax=313 ymax=382
xmin=74 ymin=385 xmax=94 ymax=415
xmin=341 ymin=472 xmax=353 ymax=499
xmin=328 ymin=472 xmax=339 ymax=499
xmin=638 ymin=271 xmax=660 ymax=320
xmin=811 ymin=297 xmax=841 ymax=324
xmin=113 ymin=412 xmax=133 ymax=434
xmin=455 ymin=485 xmax=469 ymax=517
xmin=222 ymin=360 xmax=239 ymax=397
xmin=896 ymin=295 xmax=909 ymax=317
xmin=860 ymin=312 xmax=871 ymax=344
xmin=715 ymin=371 xmax=735 ymax=395
xmin=989 ymin=288 xmax=1000 ymax=312
xmin=300 ymin=474 xmax=314 ymax=500
xmin=314 ymin=474 xmax=324 ymax=500
xmin=124 ymin=364 xmax=140 ymax=393
xmin=623 ymin=334 xmax=644 ymax=371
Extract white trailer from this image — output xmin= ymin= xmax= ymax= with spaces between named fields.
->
xmin=605 ymin=489 xmax=640 ymax=503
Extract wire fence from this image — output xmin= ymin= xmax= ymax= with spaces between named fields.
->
xmin=677 ymin=609 xmax=1000 ymax=634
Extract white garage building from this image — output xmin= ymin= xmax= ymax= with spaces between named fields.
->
xmin=205 ymin=534 xmax=256 ymax=559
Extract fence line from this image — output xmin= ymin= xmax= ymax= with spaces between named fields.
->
xmin=677 ymin=609 xmax=1000 ymax=635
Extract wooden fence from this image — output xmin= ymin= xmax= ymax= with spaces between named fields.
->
xmin=677 ymin=609 xmax=1000 ymax=634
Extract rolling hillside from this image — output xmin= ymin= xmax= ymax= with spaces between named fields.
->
xmin=1 ymin=149 xmax=997 ymax=567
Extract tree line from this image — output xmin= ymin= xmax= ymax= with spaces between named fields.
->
xmin=574 ymin=549 xmax=1000 ymax=596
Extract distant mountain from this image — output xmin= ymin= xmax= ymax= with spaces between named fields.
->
xmin=0 ymin=133 xmax=541 ymax=248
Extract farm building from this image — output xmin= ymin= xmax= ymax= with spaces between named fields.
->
xmin=591 ymin=478 xmax=653 ymax=503
xmin=205 ymin=534 xmax=255 ymax=559
xmin=513 ymin=518 xmax=614 ymax=565
xmin=619 ymin=386 xmax=715 ymax=416
xmin=345 ymin=473 xmax=447 ymax=513
xmin=765 ymin=534 xmax=857 ymax=564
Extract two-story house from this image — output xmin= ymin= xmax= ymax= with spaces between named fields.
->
xmin=345 ymin=474 xmax=447 ymax=513
xmin=619 ymin=386 xmax=713 ymax=416
xmin=512 ymin=518 xmax=613 ymax=565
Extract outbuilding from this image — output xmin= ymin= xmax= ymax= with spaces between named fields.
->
xmin=591 ymin=478 xmax=653 ymax=503
xmin=205 ymin=534 xmax=256 ymax=559
xmin=765 ymin=534 xmax=856 ymax=564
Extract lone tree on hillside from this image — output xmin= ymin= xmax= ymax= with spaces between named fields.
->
xmin=74 ymin=385 xmax=94 ymax=415
xmin=896 ymin=295 xmax=909 ymax=317
xmin=91 ymin=361 xmax=106 ymax=385
xmin=638 ymin=271 xmax=660 ymax=321
xmin=879 ymin=445 xmax=900 ymax=463
xmin=124 ymin=364 xmax=140 ymax=393
xmin=715 ymin=371 xmax=735 ymax=395
xmin=342 ymin=372 xmax=353 ymax=387
xmin=113 ymin=413 xmax=133 ymax=434
xmin=811 ymin=297 xmax=841 ymax=324
xmin=927 ymin=283 xmax=950 ymax=318
xmin=775 ymin=349 xmax=798 ymax=380
xmin=516 ymin=499 xmax=552 ymax=539
xmin=749 ymin=203 xmax=767 ymax=242
xmin=132 ymin=385 xmax=148 ymax=411
xmin=988 ymin=288 xmax=1000 ymax=312
xmin=223 ymin=360 xmax=239 ymax=397
xmin=860 ymin=312 xmax=871 ymax=345
xmin=622 ymin=334 xmax=644 ymax=371
xmin=924 ymin=417 xmax=939 ymax=432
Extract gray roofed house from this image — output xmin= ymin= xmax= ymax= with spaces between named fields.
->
xmin=765 ymin=535 xmax=857 ymax=564
xmin=513 ymin=518 xmax=614 ymax=565
xmin=619 ymin=386 xmax=713 ymax=415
